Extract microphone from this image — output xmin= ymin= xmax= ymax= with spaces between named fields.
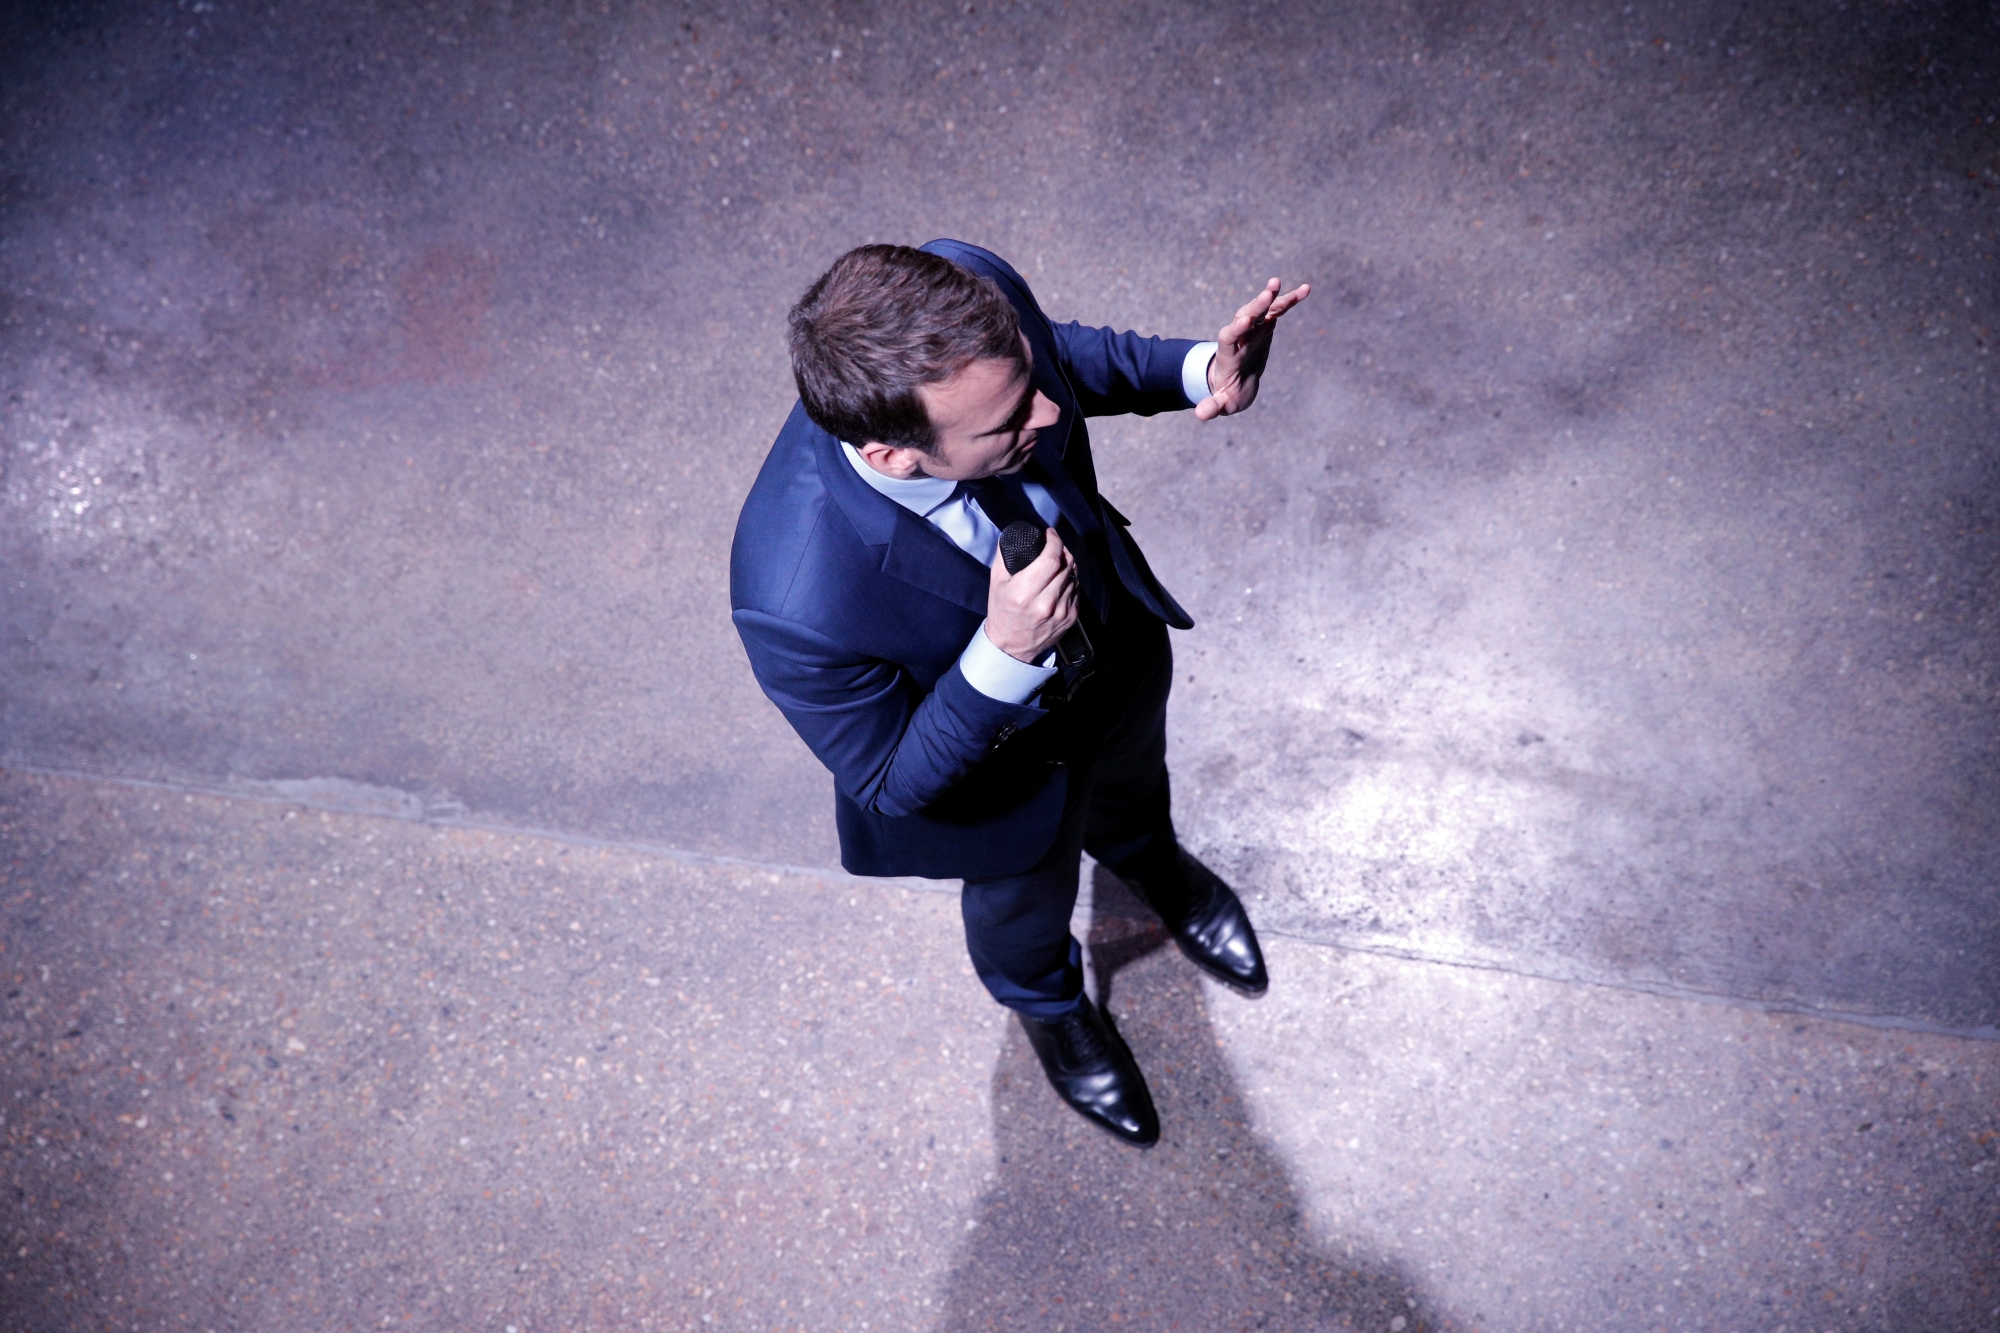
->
xmin=998 ymin=520 xmax=1094 ymax=679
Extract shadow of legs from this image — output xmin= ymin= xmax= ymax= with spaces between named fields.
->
xmin=934 ymin=867 xmax=1445 ymax=1332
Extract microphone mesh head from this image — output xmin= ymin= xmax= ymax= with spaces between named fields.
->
xmin=998 ymin=520 xmax=1045 ymax=575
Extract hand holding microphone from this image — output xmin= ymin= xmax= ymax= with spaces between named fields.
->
xmin=987 ymin=521 xmax=1094 ymax=677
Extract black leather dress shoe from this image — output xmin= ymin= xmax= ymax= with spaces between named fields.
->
xmin=1128 ymin=851 xmax=1270 ymax=995
xmin=1018 ymin=996 xmax=1159 ymax=1148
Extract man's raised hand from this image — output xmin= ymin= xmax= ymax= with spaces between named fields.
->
xmin=1194 ymin=277 xmax=1311 ymax=421
xmin=985 ymin=528 xmax=1079 ymax=664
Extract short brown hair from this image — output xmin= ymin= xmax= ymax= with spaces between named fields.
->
xmin=787 ymin=244 xmax=1023 ymax=451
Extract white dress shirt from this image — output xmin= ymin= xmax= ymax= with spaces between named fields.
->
xmin=840 ymin=340 xmax=1217 ymax=705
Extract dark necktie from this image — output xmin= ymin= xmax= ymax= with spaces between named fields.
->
xmin=963 ymin=473 xmax=1041 ymax=531
xmin=965 ymin=472 xmax=1109 ymax=619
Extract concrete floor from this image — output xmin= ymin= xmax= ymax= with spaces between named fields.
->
xmin=1 ymin=772 xmax=1994 ymax=1331
xmin=2 ymin=0 xmax=1997 ymax=1327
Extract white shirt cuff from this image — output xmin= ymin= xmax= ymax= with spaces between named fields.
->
xmin=1182 ymin=341 xmax=1218 ymax=407
xmin=959 ymin=621 xmax=1058 ymax=704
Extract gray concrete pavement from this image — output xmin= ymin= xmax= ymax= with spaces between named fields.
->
xmin=4 ymin=0 xmax=1999 ymax=1326
xmin=2 ymin=771 xmax=1993 ymax=1331
xmin=3 ymin=0 xmax=1994 ymax=1030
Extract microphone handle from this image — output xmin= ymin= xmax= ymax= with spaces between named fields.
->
xmin=997 ymin=519 xmax=1094 ymax=679
xmin=1056 ymin=621 xmax=1092 ymax=671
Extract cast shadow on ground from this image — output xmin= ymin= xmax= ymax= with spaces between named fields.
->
xmin=934 ymin=865 xmax=1448 ymax=1332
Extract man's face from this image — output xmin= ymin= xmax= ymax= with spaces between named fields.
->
xmin=859 ymin=339 xmax=1062 ymax=482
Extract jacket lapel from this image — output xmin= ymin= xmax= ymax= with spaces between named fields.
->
xmin=881 ymin=509 xmax=990 ymax=614
xmin=812 ymin=423 xmax=990 ymax=615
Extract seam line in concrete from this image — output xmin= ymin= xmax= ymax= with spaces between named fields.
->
xmin=9 ymin=761 xmax=1996 ymax=1045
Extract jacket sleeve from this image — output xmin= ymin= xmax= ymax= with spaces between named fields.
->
xmin=1051 ymin=322 xmax=1201 ymax=419
xmin=732 ymin=608 xmax=1044 ymax=819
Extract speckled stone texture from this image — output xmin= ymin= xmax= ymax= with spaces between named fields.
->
xmin=3 ymin=0 xmax=1999 ymax=1327
xmin=0 ymin=772 xmax=1005 ymax=1331
xmin=3 ymin=772 xmax=1994 ymax=1331
xmin=3 ymin=0 xmax=1995 ymax=1033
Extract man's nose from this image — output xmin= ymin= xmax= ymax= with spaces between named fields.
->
xmin=1027 ymin=391 xmax=1061 ymax=429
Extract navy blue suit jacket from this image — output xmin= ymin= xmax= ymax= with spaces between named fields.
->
xmin=730 ymin=240 xmax=1197 ymax=879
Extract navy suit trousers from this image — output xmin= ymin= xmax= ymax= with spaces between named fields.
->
xmin=958 ymin=586 xmax=1178 ymax=1018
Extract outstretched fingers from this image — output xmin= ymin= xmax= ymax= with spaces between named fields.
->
xmin=1218 ymin=279 xmax=1312 ymax=345
xmin=1199 ymin=278 xmax=1309 ymax=421
xmin=1218 ymin=278 xmax=1280 ymax=344
xmin=1266 ymin=282 xmax=1311 ymax=319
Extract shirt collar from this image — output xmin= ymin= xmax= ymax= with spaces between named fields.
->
xmin=839 ymin=441 xmax=961 ymax=518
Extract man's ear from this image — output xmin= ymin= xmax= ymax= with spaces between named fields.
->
xmin=855 ymin=440 xmax=929 ymax=479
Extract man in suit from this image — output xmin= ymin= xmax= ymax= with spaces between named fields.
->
xmin=731 ymin=240 xmax=1308 ymax=1147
